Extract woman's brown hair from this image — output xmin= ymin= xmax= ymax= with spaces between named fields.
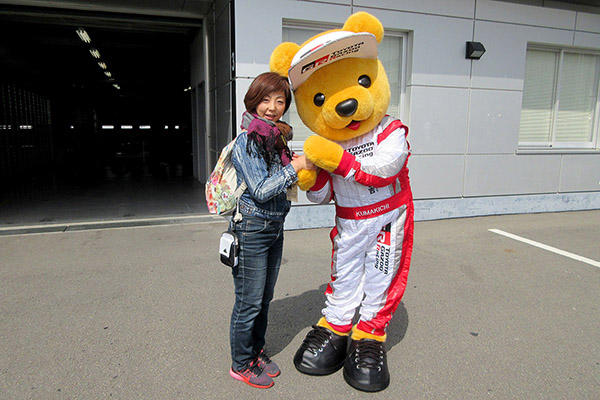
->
xmin=244 ymin=72 xmax=292 ymax=114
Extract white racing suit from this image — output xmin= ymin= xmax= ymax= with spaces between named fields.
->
xmin=307 ymin=116 xmax=414 ymax=337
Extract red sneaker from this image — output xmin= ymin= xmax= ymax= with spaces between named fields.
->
xmin=257 ymin=349 xmax=280 ymax=377
xmin=229 ymin=360 xmax=274 ymax=389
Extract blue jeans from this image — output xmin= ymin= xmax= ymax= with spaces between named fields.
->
xmin=230 ymin=214 xmax=284 ymax=371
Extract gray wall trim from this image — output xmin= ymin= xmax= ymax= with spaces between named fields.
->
xmin=284 ymin=191 xmax=600 ymax=230
xmin=284 ymin=204 xmax=336 ymax=231
xmin=414 ymin=191 xmax=600 ymax=221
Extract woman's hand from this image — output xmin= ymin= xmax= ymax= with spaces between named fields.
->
xmin=304 ymin=157 xmax=316 ymax=171
xmin=290 ymin=154 xmax=316 ymax=172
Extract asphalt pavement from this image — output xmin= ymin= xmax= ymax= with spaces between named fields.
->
xmin=1 ymin=210 xmax=599 ymax=399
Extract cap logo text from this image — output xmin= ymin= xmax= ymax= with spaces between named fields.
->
xmin=300 ymin=41 xmax=366 ymax=75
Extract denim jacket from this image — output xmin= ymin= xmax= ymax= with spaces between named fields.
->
xmin=231 ymin=131 xmax=298 ymax=221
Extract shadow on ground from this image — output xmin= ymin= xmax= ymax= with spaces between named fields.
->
xmin=266 ymin=284 xmax=409 ymax=356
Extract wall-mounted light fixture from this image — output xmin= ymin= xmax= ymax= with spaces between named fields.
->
xmin=466 ymin=41 xmax=486 ymax=60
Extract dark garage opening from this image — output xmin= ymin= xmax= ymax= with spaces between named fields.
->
xmin=0 ymin=15 xmax=207 ymax=226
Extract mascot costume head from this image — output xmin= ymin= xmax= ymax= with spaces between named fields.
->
xmin=269 ymin=12 xmax=415 ymax=393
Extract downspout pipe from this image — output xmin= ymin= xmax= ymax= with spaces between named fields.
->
xmin=202 ymin=15 xmax=213 ymax=179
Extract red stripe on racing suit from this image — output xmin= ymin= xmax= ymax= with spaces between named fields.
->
xmin=336 ymin=188 xmax=410 ymax=220
xmin=309 ymin=169 xmax=331 ymax=191
xmin=325 ymin=226 xmax=339 ymax=295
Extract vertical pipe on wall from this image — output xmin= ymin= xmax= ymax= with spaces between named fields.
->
xmin=463 ymin=0 xmax=477 ymax=198
xmin=202 ymin=15 xmax=214 ymax=177
xmin=230 ymin=0 xmax=236 ymax=140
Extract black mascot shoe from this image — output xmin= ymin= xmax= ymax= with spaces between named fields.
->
xmin=343 ymin=339 xmax=390 ymax=392
xmin=293 ymin=325 xmax=348 ymax=375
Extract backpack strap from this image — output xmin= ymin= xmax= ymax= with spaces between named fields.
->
xmin=233 ymin=181 xmax=247 ymax=199
xmin=231 ymin=133 xmax=247 ymax=222
xmin=232 ymin=178 xmax=247 ymax=223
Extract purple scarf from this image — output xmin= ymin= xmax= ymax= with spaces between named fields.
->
xmin=241 ymin=111 xmax=292 ymax=166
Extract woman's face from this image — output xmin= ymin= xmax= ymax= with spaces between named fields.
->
xmin=255 ymin=91 xmax=286 ymax=122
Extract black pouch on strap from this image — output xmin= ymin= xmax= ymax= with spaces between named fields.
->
xmin=219 ymin=230 xmax=239 ymax=267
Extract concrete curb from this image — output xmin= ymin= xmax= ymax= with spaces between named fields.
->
xmin=0 ymin=214 xmax=225 ymax=236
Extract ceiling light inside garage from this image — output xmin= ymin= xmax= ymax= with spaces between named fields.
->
xmin=76 ymin=28 xmax=91 ymax=43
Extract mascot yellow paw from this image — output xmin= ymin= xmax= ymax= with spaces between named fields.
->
xmin=304 ymin=135 xmax=344 ymax=173
xmin=297 ymin=168 xmax=317 ymax=191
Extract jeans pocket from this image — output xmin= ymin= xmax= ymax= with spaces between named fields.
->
xmin=241 ymin=216 xmax=267 ymax=236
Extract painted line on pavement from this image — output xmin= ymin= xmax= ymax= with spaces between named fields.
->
xmin=489 ymin=228 xmax=600 ymax=269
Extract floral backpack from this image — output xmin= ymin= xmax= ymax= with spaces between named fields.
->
xmin=205 ymin=137 xmax=247 ymax=215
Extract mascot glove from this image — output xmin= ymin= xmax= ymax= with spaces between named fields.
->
xmin=304 ymin=135 xmax=358 ymax=177
xmin=297 ymin=169 xmax=318 ymax=191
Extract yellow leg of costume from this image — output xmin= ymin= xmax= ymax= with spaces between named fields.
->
xmin=317 ymin=317 xmax=350 ymax=337
xmin=351 ymin=326 xmax=387 ymax=342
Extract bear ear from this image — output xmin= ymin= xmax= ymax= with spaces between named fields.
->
xmin=270 ymin=42 xmax=301 ymax=77
xmin=343 ymin=12 xmax=384 ymax=43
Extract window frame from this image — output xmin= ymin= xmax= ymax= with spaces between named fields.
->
xmin=518 ymin=44 xmax=600 ymax=152
xmin=281 ymin=21 xmax=408 ymax=152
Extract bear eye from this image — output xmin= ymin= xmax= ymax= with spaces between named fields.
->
xmin=313 ymin=93 xmax=325 ymax=107
xmin=358 ymin=75 xmax=371 ymax=88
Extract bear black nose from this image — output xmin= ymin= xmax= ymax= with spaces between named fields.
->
xmin=335 ymin=98 xmax=358 ymax=117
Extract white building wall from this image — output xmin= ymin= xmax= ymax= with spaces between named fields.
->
xmin=233 ymin=0 xmax=600 ymax=229
xmin=576 ymin=11 xmax=600 ymax=33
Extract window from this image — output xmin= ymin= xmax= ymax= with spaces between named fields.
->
xmin=282 ymin=24 xmax=407 ymax=150
xmin=519 ymin=47 xmax=600 ymax=150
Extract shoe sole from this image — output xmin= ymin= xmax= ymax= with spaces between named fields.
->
xmin=229 ymin=368 xmax=274 ymax=389
xmin=293 ymin=359 xmax=344 ymax=376
xmin=342 ymin=368 xmax=390 ymax=392
xmin=266 ymin=370 xmax=280 ymax=378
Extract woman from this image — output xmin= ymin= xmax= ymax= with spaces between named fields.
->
xmin=229 ymin=72 xmax=314 ymax=389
